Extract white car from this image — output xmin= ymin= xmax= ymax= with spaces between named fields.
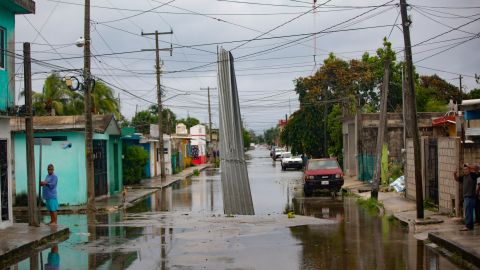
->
xmin=273 ymin=148 xmax=285 ymax=160
xmin=280 ymin=152 xmax=303 ymax=170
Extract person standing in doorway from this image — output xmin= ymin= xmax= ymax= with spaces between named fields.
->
xmin=454 ymin=165 xmax=478 ymax=231
xmin=40 ymin=164 xmax=58 ymax=225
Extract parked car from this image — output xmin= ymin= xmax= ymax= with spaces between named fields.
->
xmin=280 ymin=152 xmax=303 ymax=170
xmin=303 ymin=158 xmax=344 ymax=196
xmin=273 ymin=148 xmax=285 ymax=160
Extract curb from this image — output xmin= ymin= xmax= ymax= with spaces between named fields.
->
xmin=0 ymin=226 xmax=69 ymax=269
xmin=428 ymin=232 xmax=480 ymax=268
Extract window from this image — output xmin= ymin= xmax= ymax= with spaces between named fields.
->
xmin=0 ymin=28 xmax=4 ymax=69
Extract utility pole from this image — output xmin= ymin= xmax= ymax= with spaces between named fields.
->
xmin=372 ymin=53 xmax=391 ymax=200
xmin=24 ymin=42 xmax=39 ymax=226
xmin=201 ymin=87 xmax=217 ymax=163
xmin=141 ymin=30 xmax=172 ymax=179
xmin=84 ymin=0 xmax=95 ymax=212
xmin=400 ymin=0 xmax=424 ymax=219
xmin=459 ymin=74 xmax=463 ymax=99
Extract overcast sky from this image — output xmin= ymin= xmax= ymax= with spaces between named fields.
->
xmin=14 ymin=0 xmax=480 ymax=133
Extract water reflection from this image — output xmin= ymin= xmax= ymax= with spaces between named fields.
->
xmin=6 ymin=148 xmax=466 ymax=270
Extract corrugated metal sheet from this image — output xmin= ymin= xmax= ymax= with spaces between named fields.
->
xmin=217 ymin=48 xmax=255 ymax=215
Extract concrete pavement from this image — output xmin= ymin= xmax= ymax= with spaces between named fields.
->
xmin=2 ymin=164 xmax=212 ymax=268
xmin=0 ymin=224 xmax=69 ymax=269
xmin=343 ymin=175 xmax=480 ymax=268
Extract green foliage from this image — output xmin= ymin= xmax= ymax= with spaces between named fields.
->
xmin=327 ymin=104 xmax=342 ymax=160
xmin=193 ymin=169 xmax=200 ymax=176
xmin=468 ymin=88 xmax=480 ymax=99
xmin=242 ymin=127 xmax=252 ymax=148
xmin=25 ymin=73 xmax=121 ymax=118
xmin=177 ymin=116 xmax=200 ymax=129
xmin=381 ymin=144 xmax=388 ymax=185
xmin=123 ymin=146 xmax=149 ymax=185
xmin=130 ymin=106 xmax=177 ymax=134
xmin=416 ymin=75 xmax=461 ymax=112
xmin=264 ymin=127 xmax=280 ymax=145
xmin=388 ymin=162 xmax=403 ymax=183
xmin=423 ymin=199 xmax=438 ymax=212
xmin=357 ymin=197 xmax=383 ymax=215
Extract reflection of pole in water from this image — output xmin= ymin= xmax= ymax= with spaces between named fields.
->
xmin=87 ymin=212 xmax=97 ymax=270
xmin=161 ymin=227 xmax=166 ymax=270
xmin=30 ymin=252 xmax=39 ymax=270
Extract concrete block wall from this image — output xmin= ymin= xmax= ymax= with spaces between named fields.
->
xmin=405 ymin=140 xmax=416 ymax=200
xmin=437 ymin=138 xmax=459 ymax=213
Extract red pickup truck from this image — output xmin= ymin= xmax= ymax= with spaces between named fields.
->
xmin=303 ymin=158 xmax=344 ymax=196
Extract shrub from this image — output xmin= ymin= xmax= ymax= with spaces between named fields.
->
xmin=123 ymin=145 xmax=149 ymax=185
xmin=193 ymin=169 xmax=200 ymax=176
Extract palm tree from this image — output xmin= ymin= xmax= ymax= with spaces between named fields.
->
xmin=23 ymin=73 xmax=71 ymax=116
xmin=91 ymin=81 xmax=120 ymax=119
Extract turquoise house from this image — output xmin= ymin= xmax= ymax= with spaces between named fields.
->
xmin=11 ymin=115 xmax=123 ymax=205
xmin=0 ymin=0 xmax=35 ymax=229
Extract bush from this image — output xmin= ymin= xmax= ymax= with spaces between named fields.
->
xmin=123 ymin=145 xmax=149 ymax=185
xmin=193 ymin=169 xmax=200 ymax=176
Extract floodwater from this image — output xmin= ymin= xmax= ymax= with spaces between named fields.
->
xmin=5 ymin=147 xmax=465 ymax=269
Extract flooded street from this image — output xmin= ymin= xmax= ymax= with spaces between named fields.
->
xmin=7 ymin=147 xmax=464 ymax=269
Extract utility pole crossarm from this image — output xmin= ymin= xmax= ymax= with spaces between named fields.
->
xmin=141 ymin=30 xmax=173 ymax=179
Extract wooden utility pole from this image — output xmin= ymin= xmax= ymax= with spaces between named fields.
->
xmin=459 ymin=74 xmax=463 ymax=98
xmin=84 ymin=0 xmax=95 ymax=212
xmin=400 ymin=0 xmax=424 ymax=218
xmin=371 ymin=54 xmax=391 ymax=200
xmin=201 ymin=87 xmax=217 ymax=162
xmin=24 ymin=42 xmax=39 ymax=226
xmin=141 ymin=30 xmax=172 ymax=179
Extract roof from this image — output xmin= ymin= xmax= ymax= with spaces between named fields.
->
xmin=10 ymin=115 xmax=120 ymax=134
xmin=460 ymin=99 xmax=480 ymax=111
xmin=0 ymin=0 xmax=36 ymax=14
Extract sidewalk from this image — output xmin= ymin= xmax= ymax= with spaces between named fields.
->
xmin=0 ymin=224 xmax=69 ymax=269
xmin=343 ymin=175 xmax=480 ymax=268
xmin=13 ymin=164 xmax=212 ymax=214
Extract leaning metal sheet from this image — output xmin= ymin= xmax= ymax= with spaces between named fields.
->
xmin=217 ymin=48 xmax=255 ymax=215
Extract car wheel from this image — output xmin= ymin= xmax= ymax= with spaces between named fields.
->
xmin=282 ymin=166 xmax=286 ymax=171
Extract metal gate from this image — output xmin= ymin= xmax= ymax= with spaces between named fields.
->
xmin=0 ymin=140 xmax=8 ymax=221
xmin=94 ymin=140 xmax=108 ymax=197
xmin=425 ymin=138 xmax=439 ymax=205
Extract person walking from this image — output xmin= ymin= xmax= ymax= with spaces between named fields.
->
xmin=40 ymin=164 xmax=58 ymax=225
xmin=454 ymin=165 xmax=479 ymax=231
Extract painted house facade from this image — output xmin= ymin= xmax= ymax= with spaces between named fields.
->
xmin=171 ymin=123 xmax=192 ymax=173
xmin=0 ymin=0 xmax=36 ymax=229
xmin=11 ymin=115 xmax=122 ymax=206
xmin=190 ymin=124 xmax=207 ymax=165
xmin=149 ymin=124 xmax=173 ymax=175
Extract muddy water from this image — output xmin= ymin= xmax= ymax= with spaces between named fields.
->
xmin=6 ymin=147 xmax=464 ymax=269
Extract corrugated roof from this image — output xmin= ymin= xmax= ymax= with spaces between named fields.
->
xmin=10 ymin=115 xmax=117 ymax=134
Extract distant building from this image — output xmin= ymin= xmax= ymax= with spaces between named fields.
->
xmin=0 ymin=0 xmax=36 ymax=229
xmin=11 ymin=115 xmax=122 ymax=206
xmin=190 ymin=124 xmax=207 ymax=165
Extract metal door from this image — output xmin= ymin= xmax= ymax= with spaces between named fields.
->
xmin=425 ymin=138 xmax=439 ymax=205
xmin=94 ymin=140 xmax=108 ymax=197
xmin=0 ymin=140 xmax=8 ymax=221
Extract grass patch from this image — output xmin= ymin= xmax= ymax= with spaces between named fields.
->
xmin=423 ymin=199 xmax=439 ymax=212
xmin=192 ymin=169 xmax=200 ymax=176
xmin=357 ymin=197 xmax=383 ymax=215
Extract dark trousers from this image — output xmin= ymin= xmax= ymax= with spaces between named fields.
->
xmin=476 ymin=197 xmax=480 ymax=224
xmin=464 ymin=196 xmax=476 ymax=229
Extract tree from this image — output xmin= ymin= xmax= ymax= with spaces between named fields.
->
xmin=92 ymin=81 xmax=120 ymax=119
xmin=30 ymin=73 xmax=71 ymax=116
xmin=263 ymin=127 xmax=280 ymax=145
xmin=242 ymin=127 xmax=252 ymax=148
xmin=177 ymin=116 xmax=200 ymax=129
xmin=123 ymin=145 xmax=149 ymax=185
xmin=468 ymin=89 xmax=480 ymax=99
xmin=130 ymin=106 xmax=177 ymax=135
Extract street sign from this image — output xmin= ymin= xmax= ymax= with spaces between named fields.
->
xmin=34 ymin=138 xmax=52 ymax=146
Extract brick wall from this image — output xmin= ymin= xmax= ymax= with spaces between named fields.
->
xmin=405 ymin=140 xmax=416 ymax=200
xmin=437 ymin=138 xmax=459 ymax=213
